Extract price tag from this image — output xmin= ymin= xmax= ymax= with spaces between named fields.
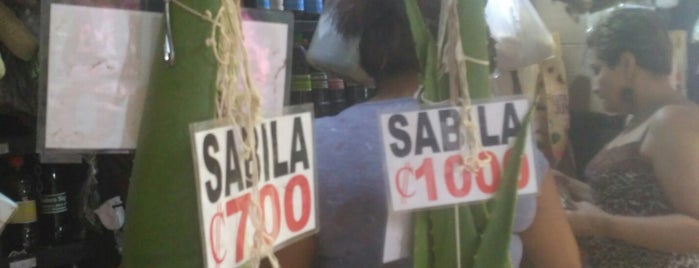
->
xmin=9 ymin=257 xmax=36 ymax=268
xmin=379 ymin=99 xmax=538 ymax=211
xmin=190 ymin=111 xmax=317 ymax=268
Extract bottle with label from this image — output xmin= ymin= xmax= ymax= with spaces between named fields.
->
xmin=311 ymin=71 xmax=332 ymax=117
xmin=328 ymin=76 xmax=348 ymax=116
xmin=243 ymin=0 xmax=270 ymax=9
xmin=290 ymin=45 xmax=312 ymax=105
xmin=366 ymin=79 xmax=378 ymax=100
xmin=284 ymin=0 xmax=305 ymax=18
xmin=303 ymin=0 xmax=322 ymax=20
xmin=2 ymin=156 xmax=39 ymax=256
xmin=38 ymin=164 xmax=69 ymax=246
xmin=346 ymin=81 xmax=369 ymax=106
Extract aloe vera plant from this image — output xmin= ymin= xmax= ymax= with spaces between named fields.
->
xmin=123 ymin=0 xmax=218 ymax=267
xmin=404 ymin=0 xmax=534 ymax=267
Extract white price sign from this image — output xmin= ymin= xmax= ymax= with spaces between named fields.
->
xmin=379 ymin=99 xmax=538 ymax=211
xmin=190 ymin=111 xmax=317 ymax=268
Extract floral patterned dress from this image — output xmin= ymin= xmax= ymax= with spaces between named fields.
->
xmin=582 ymin=127 xmax=699 ymax=268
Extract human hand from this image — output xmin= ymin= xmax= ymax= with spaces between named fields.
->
xmin=565 ymin=201 xmax=611 ymax=237
xmin=552 ymin=170 xmax=593 ymax=203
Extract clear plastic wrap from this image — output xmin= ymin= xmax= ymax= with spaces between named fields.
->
xmin=485 ymin=0 xmax=555 ymax=71
xmin=305 ymin=1 xmax=372 ymax=85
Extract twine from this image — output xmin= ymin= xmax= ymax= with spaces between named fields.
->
xmin=438 ymin=0 xmax=491 ymax=175
xmin=171 ymin=1 xmax=277 ymax=267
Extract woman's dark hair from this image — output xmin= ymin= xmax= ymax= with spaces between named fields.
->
xmin=587 ymin=8 xmax=672 ymax=75
xmin=333 ymin=0 xmax=440 ymax=81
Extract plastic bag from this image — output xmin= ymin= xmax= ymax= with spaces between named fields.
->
xmin=485 ymin=0 xmax=555 ymax=71
xmin=306 ymin=1 xmax=372 ymax=85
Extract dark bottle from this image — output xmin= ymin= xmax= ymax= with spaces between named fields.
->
xmin=38 ymin=164 xmax=69 ymax=246
xmin=366 ymin=79 xmax=378 ymax=100
xmin=2 ymin=156 xmax=39 ymax=256
xmin=328 ymin=76 xmax=348 ymax=116
xmin=290 ymin=45 xmax=312 ymax=105
xmin=284 ymin=0 xmax=305 ymax=18
xmin=311 ymin=72 xmax=332 ymax=117
xmin=303 ymin=0 xmax=322 ymax=20
xmin=346 ymin=81 xmax=370 ymax=106
xmin=243 ymin=0 xmax=270 ymax=9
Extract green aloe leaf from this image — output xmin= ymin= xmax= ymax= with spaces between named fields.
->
xmin=457 ymin=0 xmax=491 ymax=100
xmin=458 ymin=206 xmax=479 ymax=268
xmin=472 ymin=106 xmax=535 ymax=268
xmin=403 ymin=0 xmax=446 ymax=102
xmin=402 ymin=0 xmax=431 ymax=68
xmin=413 ymin=211 xmax=432 ymax=268
xmin=469 ymin=202 xmax=489 ymax=233
xmin=122 ymin=0 xmax=217 ymax=267
xmin=430 ymin=208 xmax=457 ymax=268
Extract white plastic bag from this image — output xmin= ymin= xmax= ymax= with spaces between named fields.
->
xmin=306 ymin=1 xmax=372 ymax=84
xmin=485 ymin=0 xmax=555 ymax=71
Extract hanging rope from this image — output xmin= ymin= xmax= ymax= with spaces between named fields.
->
xmin=171 ymin=1 xmax=276 ymax=267
xmin=438 ymin=0 xmax=491 ymax=173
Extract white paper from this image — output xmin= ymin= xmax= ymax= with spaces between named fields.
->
xmin=191 ymin=112 xmax=317 ymax=268
xmin=379 ymin=99 xmax=538 ymax=211
xmin=45 ymin=5 xmax=291 ymax=150
xmin=242 ymin=21 xmax=290 ymax=118
xmin=46 ymin=4 xmax=162 ymax=150
xmin=0 ymin=192 xmax=17 ymax=235
xmin=382 ymin=210 xmax=412 ymax=263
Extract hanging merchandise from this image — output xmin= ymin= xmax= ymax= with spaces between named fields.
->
xmin=0 ymin=1 xmax=38 ymax=119
xmin=537 ymin=33 xmax=571 ymax=165
xmin=122 ymin=0 xmax=221 ymax=266
xmin=306 ymin=0 xmax=372 ymax=85
xmin=395 ymin=0 xmax=537 ymax=267
xmin=124 ymin=1 xmax=295 ymax=267
xmin=485 ymin=0 xmax=555 ymax=71
xmin=0 ymin=2 xmax=38 ymax=61
xmin=669 ymin=30 xmax=688 ymax=95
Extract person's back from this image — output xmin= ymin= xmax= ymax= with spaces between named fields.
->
xmin=270 ymin=1 xmax=581 ymax=267
xmin=314 ymin=98 xmax=418 ymax=267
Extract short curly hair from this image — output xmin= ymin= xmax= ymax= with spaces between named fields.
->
xmin=332 ymin=0 xmax=440 ymax=81
xmin=587 ymin=8 xmax=672 ymax=75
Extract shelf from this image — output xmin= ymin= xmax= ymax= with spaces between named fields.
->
xmin=294 ymin=20 xmax=317 ymax=34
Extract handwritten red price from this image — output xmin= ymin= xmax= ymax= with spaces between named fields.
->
xmin=394 ymin=150 xmax=529 ymax=202
xmin=209 ymin=174 xmax=313 ymax=263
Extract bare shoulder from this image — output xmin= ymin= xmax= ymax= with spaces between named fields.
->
xmin=643 ymin=104 xmax=699 ymax=155
xmin=650 ymin=104 xmax=699 ymax=135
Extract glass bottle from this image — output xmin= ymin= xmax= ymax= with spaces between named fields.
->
xmin=311 ymin=71 xmax=332 ymax=117
xmin=38 ymin=164 xmax=69 ymax=246
xmin=2 ymin=156 xmax=39 ymax=256
xmin=328 ymin=76 xmax=348 ymax=116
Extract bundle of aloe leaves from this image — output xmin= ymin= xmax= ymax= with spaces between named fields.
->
xmin=404 ymin=0 xmax=534 ymax=267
